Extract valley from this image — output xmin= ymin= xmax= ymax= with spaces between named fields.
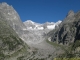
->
xmin=0 ymin=2 xmax=80 ymax=60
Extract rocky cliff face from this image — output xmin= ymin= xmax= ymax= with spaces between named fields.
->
xmin=47 ymin=10 xmax=80 ymax=58
xmin=48 ymin=10 xmax=80 ymax=45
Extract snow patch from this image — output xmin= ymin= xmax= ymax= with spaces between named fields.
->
xmin=24 ymin=20 xmax=62 ymax=30
xmin=37 ymin=27 xmax=44 ymax=30
xmin=47 ymin=25 xmax=55 ymax=29
xmin=25 ymin=20 xmax=35 ymax=24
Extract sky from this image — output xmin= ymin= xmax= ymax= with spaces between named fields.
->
xmin=0 ymin=0 xmax=80 ymax=23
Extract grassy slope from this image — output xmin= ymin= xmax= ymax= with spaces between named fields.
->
xmin=46 ymin=39 xmax=80 ymax=60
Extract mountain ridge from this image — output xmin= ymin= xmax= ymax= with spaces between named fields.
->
xmin=24 ymin=20 xmax=62 ymax=30
xmin=0 ymin=2 xmax=27 ymax=37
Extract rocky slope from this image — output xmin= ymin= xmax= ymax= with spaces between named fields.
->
xmin=48 ymin=10 xmax=80 ymax=58
xmin=0 ymin=2 xmax=27 ymax=37
xmin=0 ymin=2 xmax=36 ymax=60
xmin=0 ymin=14 xmax=29 ymax=60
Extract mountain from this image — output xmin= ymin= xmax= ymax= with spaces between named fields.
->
xmin=47 ymin=10 xmax=80 ymax=58
xmin=0 ymin=2 xmax=27 ymax=37
xmin=23 ymin=19 xmax=61 ymax=44
xmin=24 ymin=20 xmax=62 ymax=30
xmin=24 ymin=20 xmax=43 ymax=30
xmin=23 ymin=20 xmax=62 ymax=44
xmin=0 ymin=2 xmax=36 ymax=60
xmin=0 ymin=13 xmax=29 ymax=60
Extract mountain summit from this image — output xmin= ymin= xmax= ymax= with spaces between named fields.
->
xmin=0 ymin=2 xmax=26 ymax=37
xmin=24 ymin=20 xmax=62 ymax=30
xmin=67 ymin=10 xmax=75 ymax=18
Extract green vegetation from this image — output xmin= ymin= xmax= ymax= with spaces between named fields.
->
xmin=17 ymin=56 xmax=25 ymax=60
xmin=46 ymin=39 xmax=68 ymax=51
xmin=72 ymin=40 xmax=80 ymax=50
xmin=28 ymin=58 xmax=45 ymax=60
xmin=46 ymin=39 xmax=80 ymax=58
xmin=54 ymin=58 xmax=80 ymax=60
xmin=57 ymin=40 xmax=80 ymax=58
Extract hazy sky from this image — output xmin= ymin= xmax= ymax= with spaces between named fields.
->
xmin=0 ymin=0 xmax=80 ymax=23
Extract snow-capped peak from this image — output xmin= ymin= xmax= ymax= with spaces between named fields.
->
xmin=56 ymin=20 xmax=62 ymax=24
xmin=55 ymin=20 xmax=62 ymax=26
xmin=24 ymin=20 xmax=62 ymax=30
xmin=25 ymin=20 xmax=35 ymax=24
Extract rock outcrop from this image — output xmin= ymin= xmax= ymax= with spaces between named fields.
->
xmin=48 ymin=10 xmax=80 ymax=45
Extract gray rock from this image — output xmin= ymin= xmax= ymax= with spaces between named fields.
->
xmin=48 ymin=11 xmax=80 ymax=45
xmin=0 ymin=2 xmax=26 ymax=37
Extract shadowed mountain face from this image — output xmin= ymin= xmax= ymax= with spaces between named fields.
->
xmin=48 ymin=10 xmax=80 ymax=45
xmin=47 ymin=10 xmax=80 ymax=58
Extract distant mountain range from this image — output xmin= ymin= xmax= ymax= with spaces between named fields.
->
xmin=24 ymin=20 xmax=62 ymax=30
